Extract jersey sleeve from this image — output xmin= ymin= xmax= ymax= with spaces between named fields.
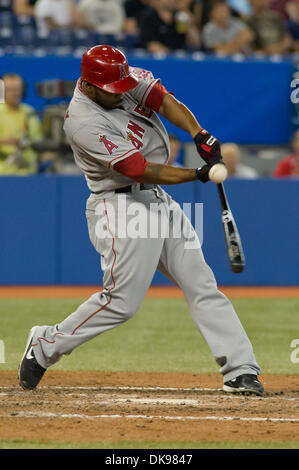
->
xmin=71 ymin=122 xmax=147 ymax=173
xmin=128 ymin=67 xmax=169 ymax=112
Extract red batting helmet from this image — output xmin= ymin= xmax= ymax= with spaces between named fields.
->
xmin=81 ymin=45 xmax=139 ymax=94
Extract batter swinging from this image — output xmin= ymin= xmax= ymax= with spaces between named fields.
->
xmin=19 ymin=45 xmax=264 ymax=395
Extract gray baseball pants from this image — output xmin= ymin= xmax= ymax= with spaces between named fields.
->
xmin=32 ymin=185 xmax=261 ymax=382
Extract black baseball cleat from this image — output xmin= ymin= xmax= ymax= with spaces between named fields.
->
xmin=223 ymin=374 xmax=264 ymax=396
xmin=18 ymin=326 xmax=46 ymax=390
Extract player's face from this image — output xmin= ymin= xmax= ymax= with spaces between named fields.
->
xmin=88 ymin=83 xmax=124 ymax=110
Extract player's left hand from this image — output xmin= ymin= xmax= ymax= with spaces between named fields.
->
xmin=194 ymin=130 xmax=222 ymax=166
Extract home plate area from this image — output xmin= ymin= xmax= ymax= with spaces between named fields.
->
xmin=0 ymin=371 xmax=298 ymax=444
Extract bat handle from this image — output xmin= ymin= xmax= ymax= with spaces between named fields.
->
xmin=217 ymin=182 xmax=229 ymax=211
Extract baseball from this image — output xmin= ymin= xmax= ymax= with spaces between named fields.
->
xmin=209 ymin=163 xmax=228 ymax=183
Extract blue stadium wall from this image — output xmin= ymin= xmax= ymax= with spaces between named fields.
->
xmin=0 ymin=176 xmax=298 ymax=286
xmin=0 ymin=54 xmax=294 ymax=143
xmin=0 ymin=55 xmax=298 ymax=285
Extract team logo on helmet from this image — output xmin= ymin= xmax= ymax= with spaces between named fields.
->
xmin=119 ymin=64 xmax=127 ymax=80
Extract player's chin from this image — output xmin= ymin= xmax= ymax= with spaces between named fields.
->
xmin=101 ymin=101 xmax=123 ymax=110
xmin=110 ymin=101 xmax=123 ymax=109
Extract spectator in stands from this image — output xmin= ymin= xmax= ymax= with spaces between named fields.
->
xmin=168 ymin=133 xmax=183 ymax=167
xmin=227 ymin=0 xmax=252 ymax=18
xmin=38 ymin=151 xmax=61 ymax=173
xmin=77 ymin=0 xmax=125 ymax=34
xmin=286 ymin=0 xmax=299 ymax=51
xmin=177 ymin=0 xmax=202 ymax=30
xmin=0 ymin=73 xmax=43 ymax=175
xmin=202 ymin=1 xmax=254 ymax=54
xmin=270 ymin=0 xmax=289 ymax=19
xmin=247 ymin=0 xmax=291 ymax=55
xmin=34 ymin=0 xmax=84 ymax=35
xmin=139 ymin=0 xmax=201 ymax=53
xmin=0 ymin=0 xmax=12 ymax=12
xmin=13 ymin=0 xmax=38 ymax=16
xmin=273 ymin=130 xmax=299 ymax=177
xmin=123 ymin=0 xmax=151 ymax=34
xmin=200 ymin=0 xmax=216 ymax=27
xmin=221 ymin=143 xmax=258 ymax=178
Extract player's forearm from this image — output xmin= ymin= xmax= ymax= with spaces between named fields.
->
xmin=158 ymin=94 xmax=202 ymax=138
xmin=139 ymin=163 xmax=197 ymax=185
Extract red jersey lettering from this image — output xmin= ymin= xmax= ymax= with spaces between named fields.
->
xmin=127 ymin=132 xmax=143 ymax=150
xmin=127 ymin=120 xmax=145 ymax=139
xmin=134 ymin=105 xmax=153 ymax=118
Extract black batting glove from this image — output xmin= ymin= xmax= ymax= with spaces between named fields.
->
xmin=196 ymin=164 xmax=210 ymax=183
xmin=194 ymin=129 xmax=222 ymax=166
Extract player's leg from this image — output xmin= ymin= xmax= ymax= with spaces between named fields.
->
xmin=157 ymin=190 xmax=262 ymax=391
xmin=19 ymin=192 xmax=165 ymax=387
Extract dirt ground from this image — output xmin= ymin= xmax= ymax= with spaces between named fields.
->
xmin=1 ymin=287 xmax=298 ymax=446
xmin=0 ymin=371 xmax=298 ymax=445
xmin=1 ymin=286 xmax=299 ymax=299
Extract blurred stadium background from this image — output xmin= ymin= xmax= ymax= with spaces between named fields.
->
xmin=1 ymin=0 xmax=299 ymax=450
xmin=0 ymin=0 xmax=298 ymax=287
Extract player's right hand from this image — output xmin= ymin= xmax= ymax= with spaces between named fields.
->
xmin=195 ymin=164 xmax=210 ymax=183
xmin=194 ymin=130 xmax=222 ymax=166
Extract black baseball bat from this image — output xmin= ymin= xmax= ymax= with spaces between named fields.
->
xmin=217 ymin=183 xmax=246 ymax=274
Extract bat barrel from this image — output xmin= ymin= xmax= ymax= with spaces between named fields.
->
xmin=218 ymin=184 xmax=246 ymax=274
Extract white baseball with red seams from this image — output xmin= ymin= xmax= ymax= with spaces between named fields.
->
xmin=28 ymin=63 xmax=261 ymax=385
xmin=209 ymin=163 xmax=228 ymax=183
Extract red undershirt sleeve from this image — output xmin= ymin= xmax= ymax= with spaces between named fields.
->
xmin=113 ymin=152 xmax=150 ymax=182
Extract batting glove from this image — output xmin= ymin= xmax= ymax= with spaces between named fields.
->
xmin=194 ymin=129 xmax=222 ymax=166
xmin=196 ymin=164 xmax=210 ymax=183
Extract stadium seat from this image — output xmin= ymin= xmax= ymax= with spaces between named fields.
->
xmin=0 ymin=11 xmax=13 ymax=29
xmin=72 ymin=30 xmax=96 ymax=49
xmin=0 ymin=0 xmax=12 ymax=12
xmin=93 ymin=33 xmax=127 ymax=48
xmin=0 ymin=24 xmax=13 ymax=47
xmin=13 ymin=25 xmax=37 ymax=47
xmin=48 ymin=29 xmax=74 ymax=48
xmin=12 ymin=14 xmax=37 ymax=29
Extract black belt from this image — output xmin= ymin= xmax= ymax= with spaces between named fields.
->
xmin=91 ymin=184 xmax=156 ymax=195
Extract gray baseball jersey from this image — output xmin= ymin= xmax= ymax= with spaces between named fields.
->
xmin=63 ymin=68 xmax=170 ymax=194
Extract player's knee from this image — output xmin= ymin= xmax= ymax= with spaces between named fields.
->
xmin=121 ymin=310 xmax=135 ymax=321
xmin=114 ymin=296 xmax=142 ymax=321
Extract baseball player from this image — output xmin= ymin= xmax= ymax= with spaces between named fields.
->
xmin=19 ymin=45 xmax=263 ymax=396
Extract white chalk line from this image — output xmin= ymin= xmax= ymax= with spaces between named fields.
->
xmin=0 ymin=385 xmax=221 ymax=392
xmin=0 ymin=385 xmax=297 ymax=402
xmin=1 ymin=411 xmax=299 ymax=424
xmin=1 ymin=394 xmax=298 ymax=407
